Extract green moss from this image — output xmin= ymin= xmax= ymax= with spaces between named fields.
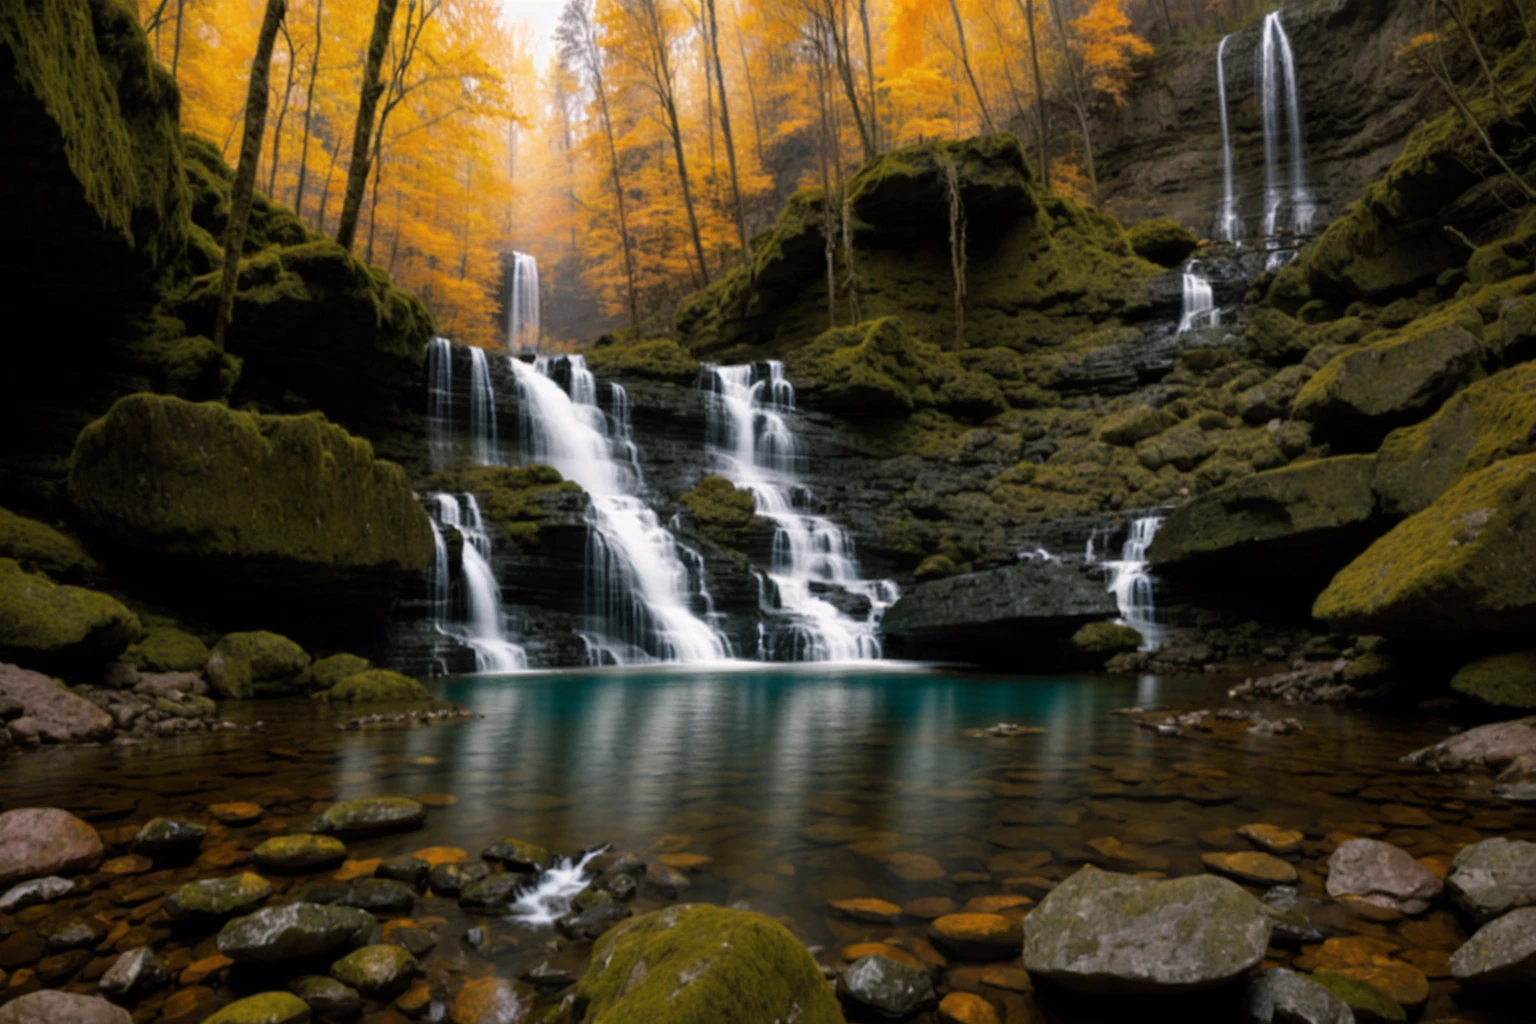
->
xmin=203 ymin=991 xmax=312 ymax=1024
xmin=1309 ymin=970 xmax=1406 ymax=1022
xmin=319 ymin=669 xmax=430 ymax=703
xmin=1126 ymin=219 xmax=1198 ymax=267
xmin=422 ymin=465 xmax=584 ymax=551
xmin=125 ymin=626 xmax=210 ymax=672
xmin=0 ymin=558 xmax=140 ymax=666
xmin=1072 ymin=622 xmax=1143 ymax=657
xmin=585 ymin=337 xmax=701 ymax=383
xmin=573 ymin=904 xmax=842 ymax=1024
xmin=205 ymin=630 xmax=310 ymax=700
xmin=0 ymin=507 xmax=95 ymax=578
xmin=680 ymin=476 xmax=757 ymax=546
xmin=915 ymin=554 xmax=957 ymax=580
xmin=1096 ymin=404 xmax=1174 ymax=446
xmin=790 ymin=317 xmax=1003 ymax=419
xmin=298 ymin=653 xmax=372 ymax=691
xmin=1451 ymin=650 xmax=1536 ymax=709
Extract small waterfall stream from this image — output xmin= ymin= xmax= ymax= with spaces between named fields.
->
xmin=1178 ymin=263 xmax=1218 ymax=334
xmin=511 ymin=355 xmax=731 ymax=664
xmin=508 ymin=251 xmax=541 ymax=354
xmin=427 ymin=493 xmax=528 ymax=672
xmin=468 ymin=347 xmax=500 ymax=466
xmin=1257 ymin=11 xmax=1314 ymax=254
xmin=1102 ymin=516 xmax=1164 ymax=651
xmin=1214 ymin=34 xmax=1243 ymax=243
xmin=703 ymin=362 xmax=899 ymax=661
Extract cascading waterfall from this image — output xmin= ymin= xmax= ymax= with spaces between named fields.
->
xmin=427 ymin=492 xmax=528 ymax=672
xmin=1257 ymin=12 xmax=1314 ymax=248
xmin=508 ymin=252 xmax=541 ymax=354
xmin=468 ymin=347 xmax=500 ymax=466
xmin=510 ymin=355 xmax=731 ymax=664
xmin=703 ymin=362 xmax=899 ymax=661
xmin=1102 ymin=516 xmax=1164 ymax=651
xmin=1214 ymin=34 xmax=1244 ymax=243
xmin=427 ymin=337 xmax=455 ymax=470
xmin=1178 ymin=262 xmax=1218 ymax=334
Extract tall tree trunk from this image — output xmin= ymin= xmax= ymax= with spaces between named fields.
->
xmin=171 ymin=0 xmax=186 ymax=78
xmin=705 ymin=0 xmax=748 ymax=261
xmin=812 ymin=35 xmax=837 ymax=327
xmin=665 ymin=94 xmax=710 ymax=287
xmin=945 ymin=0 xmax=995 ymax=133
xmin=335 ymin=0 xmax=400 ymax=251
xmin=267 ymin=19 xmax=298 ymax=199
xmin=294 ymin=0 xmax=325 ymax=220
xmin=1015 ymin=0 xmax=1051 ymax=189
xmin=732 ymin=16 xmax=766 ymax=164
xmin=821 ymin=0 xmax=876 ymax=161
xmin=315 ymin=139 xmax=341 ymax=232
xmin=1046 ymin=0 xmax=1096 ymax=198
xmin=858 ymin=0 xmax=878 ymax=152
xmin=595 ymin=74 xmax=640 ymax=326
xmin=214 ymin=0 xmax=287 ymax=350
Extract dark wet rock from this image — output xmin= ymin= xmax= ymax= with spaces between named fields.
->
xmin=295 ymin=880 xmax=351 ymax=905
xmin=390 ymin=926 xmax=437 ymax=959
xmin=1404 ymin=717 xmax=1536 ymax=781
xmin=1023 ymin=865 xmax=1272 ymax=992
xmin=201 ymin=992 xmax=312 ymax=1024
xmin=0 ymin=876 xmax=72 ymax=912
xmin=645 ymin=862 xmax=692 ymax=898
xmin=0 ymin=807 xmax=102 ymax=885
xmin=482 ymin=838 xmax=550 ymax=871
xmin=252 ymin=833 xmax=348 ymax=873
xmin=575 ymin=888 xmax=616 ymax=911
xmin=1450 ymin=907 xmax=1536 ymax=986
xmin=341 ymin=878 xmax=416 ymax=915
xmin=1241 ymin=968 xmax=1353 ymax=1024
xmin=0 ymin=991 xmax=131 ymax=1024
xmin=165 ymin=872 xmax=273 ymax=920
xmin=559 ymin=902 xmax=633 ymax=940
xmin=1447 ymin=838 xmax=1536 ymax=924
xmin=0 ymin=663 xmax=116 ymax=744
xmin=374 ymin=855 xmax=430 ymax=889
xmin=598 ymin=871 xmax=638 ymax=902
xmin=99 ymin=946 xmax=170 ymax=1001
xmin=329 ymin=943 xmax=416 ymax=997
xmin=216 ymin=902 xmax=374 ymax=962
xmin=132 ymin=817 xmax=206 ymax=857
xmin=930 ymin=913 xmax=1024 ymax=958
xmin=522 ymin=960 xmax=578 ymax=987
xmin=459 ymin=874 xmax=527 ymax=912
xmin=428 ymin=860 xmax=488 ymax=897
xmin=838 ymin=954 xmax=939 ymax=1019
xmin=318 ymin=797 xmax=425 ymax=835
xmin=288 ymin=975 xmax=361 ymax=1017
xmin=1309 ymin=970 xmax=1407 ymax=1023
xmin=1326 ymin=839 xmax=1443 ymax=915
xmin=46 ymin=917 xmax=106 ymax=950
xmin=589 ymin=850 xmax=644 ymax=875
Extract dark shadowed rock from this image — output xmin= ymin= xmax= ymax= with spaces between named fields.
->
xmin=1242 ymin=968 xmax=1353 ymax=1024
xmin=0 ymin=663 xmax=115 ymax=743
xmin=0 ymin=991 xmax=131 ymax=1024
xmin=216 ymin=903 xmax=374 ymax=962
xmin=838 ymin=954 xmax=938 ymax=1018
xmin=99 ymin=946 xmax=171 ymax=1000
xmin=1447 ymin=839 xmax=1536 ymax=924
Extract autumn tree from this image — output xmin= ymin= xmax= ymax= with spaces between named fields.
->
xmin=336 ymin=0 xmax=401 ymax=252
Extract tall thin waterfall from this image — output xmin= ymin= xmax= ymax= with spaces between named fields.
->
xmin=508 ymin=252 xmax=540 ymax=354
xmin=1103 ymin=516 xmax=1164 ymax=651
xmin=427 ymin=337 xmax=455 ymax=469
xmin=703 ymin=362 xmax=899 ymax=661
xmin=468 ymin=347 xmax=499 ymax=466
xmin=427 ymin=492 xmax=527 ymax=672
xmin=1178 ymin=263 xmax=1218 ymax=334
xmin=510 ymin=355 xmax=731 ymax=664
xmin=1257 ymin=12 xmax=1314 ymax=245
xmin=1214 ymin=35 xmax=1243 ymax=243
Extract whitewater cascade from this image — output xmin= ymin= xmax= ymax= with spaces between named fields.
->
xmin=1214 ymin=34 xmax=1244 ymax=243
xmin=1178 ymin=263 xmax=1218 ymax=334
xmin=427 ymin=337 xmax=455 ymax=470
xmin=508 ymin=251 xmax=540 ymax=354
xmin=510 ymin=355 xmax=731 ymax=664
xmin=1101 ymin=516 xmax=1164 ymax=650
xmin=1257 ymin=12 xmax=1314 ymax=246
xmin=703 ymin=362 xmax=899 ymax=661
xmin=468 ymin=346 xmax=500 ymax=466
xmin=427 ymin=493 xmax=528 ymax=672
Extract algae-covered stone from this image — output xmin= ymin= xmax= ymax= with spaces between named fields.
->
xmin=1314 ymin=454 xmax=1536 ymax=635
xmin=252 ymin=834 xmax=348 ymax=873
xmin=1022 ymin=865 xmax=1272 ymax=992
xmin=133 ymin=817 xmax=206 ymax=856
xmin=791 ymin=317 xmax=994 ymax=417
xmin=203 ymin=992 xmax=312 ymax=1024
xmin=0 ymin=509 xmax=94 ymax=579
xmin=166 ymin=873 xmax=274 ymax=920
xmin=318 ymin=797 xmax=425 ymax=835
xmin=217 ymin=903 xmax=374 ymax=962
xmin=572 ymin=903 xmax=843 ymax=1024
xmin=287 ymin=976 xmax=359 ymax=1018
xmin=1135 ymin=421 xmax=1215 ymax=472
xmin=1309 ymin=969 xmax=1406 ymax=1022
xmin=297 ymin=653 xmax=370 ymax=692
xmin=1245 ymin=308 xmax=1308 ymax=365
xmin=319 ymin=669 xmax=429 ymax=703
xmin=1450 ymin=906 xmax=1536 ymax=987
xmin=329 ymin=944 xmax=415 ymax=997
xmin=0 ymin=559 xmax=139 ymax=667
xmin=1126 ymin=219 xmax=1198 ymax=267
xmin=1072 ymin=622 xmax=1142 ymax=658
xmin=1095 ymin=404 xmax=1173 ymax=446
xmin=680 ymin=476 xmax=758 ymax=546
xmin=838 ymin=954 xmax=938 ymax=1018
xmin=205 ymin=631 xmax=310 ymax=699
xmin=124 ymin=626 xmax=209 ymax=673
xmin=584 ymin=337 xmax=701 ymax=383
xmin=483 ymin=838 xmax=551 ymax=871
xmin=1452 ymin=651 xmax=1536 ymax=709
xmin=1242 ymin=968 xmax=1353 ymax=1024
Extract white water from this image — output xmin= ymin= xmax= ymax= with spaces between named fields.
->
xmin=1258 ymin=12 xmax=1314 ymax=253
xmin=703 ymin=362 xmax=898 ymax=661
xmin=1178 ymin=264 xmax=1218 ymax=334
xmin=1102 ymin=516 xmax=1164 ymax=651
xmin=1214 ymin=34 xmax=1244 ymax=243
xmin=427 ymin=336 xmax=455 ymax=470
xmin=510 ymin=355 xmax=731 ymax=664
xmin=508 ymin=251 xmax=540 ymax=354
xmin=468 ymin=347 xmax=500 ymax=466
xmin=427 ymin=493 xmax=528 ymax=672
xmin=509 ymin=849 xmax=602 ymax=926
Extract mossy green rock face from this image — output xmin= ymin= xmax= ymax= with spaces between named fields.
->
xmin=216 ymin=903 xmax=374 ymax=963
xmin=205 ymin=631 xmax=310 ymax=700
xmin=0 ymin=559 xmax=139 ymax=667
xmin=124 ymin=626 xmax=209 ymax=673
xmin=329 ymin=944 xmax=416 ymax=997
xmin=1310 ymin=969 xmax=1406 ymax=1022
xmin=1244 ymin=309 xmax=1308 ymax=366
xmin=1315 ymin=454 xmax=1536 ymax=635
xmin=202 ymin=991 xmax=312 ymax=1024
xmin=1126 ymin=219 xmax=1198 ymax=268
xmin=0 ymin=509 xmax=94 ymax=579
xmin=680 ymin=477 xmax=758 ymax=545
xmin=1374 ymin=361 xmax=1536 ymax=517
xmin=1022 ymin=865 xmax=1272 ymax=993
xmin=1095 ymin=404 xmax=1173 ymax=446
xmin=252 ymin=834 xmax=347 ymax=873
xmin=69 ymin=394 xmax=434 ymax=627
xmin=1135 ymin=422 xmax=1214 ymax=472
xmin=585 ymin=337 xmax=701 ymax=383
xmin=166 ymin=872 xmax=273 ymax=920
xmin=321 ymin=669 xmax=429 ymax=703
xmin=1072 ymin=622 xmax=1143 ymax=657
xmin=287 ymin=976 xmax=359 ymax=1018
xmin=1451 ymin=651 xmax=1536 ymax=709
xmin=319 ymin=798 xmax=425 ymax=835
xmin=422 ymin=465 xmax=585 ymax=551
xmin=297 ymin=653 xmax=371 ymax=691
xmin=573 ymin=904 xmax=843 ymax=1024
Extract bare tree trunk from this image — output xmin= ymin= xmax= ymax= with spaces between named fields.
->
xmin=858 ymin=0 xmax=878 ymax=152
xmin=706 ymin=0 xmax=749 ymax=261
xmin=1016 ymin=0 xmax=1051 ymax=188
xmin=267 ymin=18 xmax=298 ymax=199
xmin=171 ymin=0 xmax=186 ymax=78
xmin=813 ymin=35 xmax=837 ymax=327
xmin=315 ymin=139 xmax=341 ymax=232
xmin=214 ymin=0 xmax=287 ymax=350
xmin=821 ymin=0 xmax=876 ymax=161
xmin=945 ymin=0 xmax=995 ymax=133
xmin=335 ymin=0 xmax=400 ymax=251
xmin=294 ymin=0 xmax=325 ymax=219
xmin=732 ymin=16 xmax=766 ymax=164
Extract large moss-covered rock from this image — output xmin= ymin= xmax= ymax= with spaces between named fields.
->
xmin=0 ymin=509 xmax=94 ymax=579
xmin=69 ymin=394 xmax=433 ymax=631
xmin=584 ymin=336 xmax=701 ymax=383
xmin=1451 ymin=651 xmax=1536 ymax=710
xmin=679 ymin=477 xmax=759 ymax=547
xmin=319 ymin=669 xmax=429 ymax=703
xmin=1314 ymin=454 xmax=1536 ymax=635
xmin=571 ymin=904 xmax=842 ymax=1024
xmin=202 ymin=992 xmax=312 ymax=1024
xmin=421 ymin=465 xmax=585 ymax=551
xmin=0 ymin=559 xmax=139 ymax=667
xmin=1374 ymin=360 xmax=1536 ymax=517
xmin=124 ymin=626 xmax=209 ymax=672
xmin=1126 ymin=219 xmax=1198 ymax=268
xmin=297 ymin=653 xmax=371 ymax=691
xmin=205 ymin=631 xmax=309 ymax=699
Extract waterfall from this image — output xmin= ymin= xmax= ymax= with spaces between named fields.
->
xmin=468 ymin=347 xmax=500 ymax=466
xmin=427 ymin=337 xmax=455 ymax=470
xmin=1214 ymin=35 xmax=1244 ymax=243
xmin=427 ymin=492 xmax=528 ymax=672
xmin=508 ymin=252 xmax=540 ymax=354
xmin=1102 ymin=516 xmax=1164 ymax=651
xmin=510 ymin=355 xmax=731 ymax=664
xmin=1257 ymin=12 xmax=1314 ymax=249
xmin=702 ymin=362 xmax=899 ymax=661
xmin=1178 ymin=263 xmax=1218 ymax=334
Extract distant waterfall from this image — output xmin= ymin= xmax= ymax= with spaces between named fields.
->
xmin=468 ymin=347 xmax=500 ymax=466
xmin=1257 ymin=12 xmax=1314 ymax=246
xmin=427 ymin=493 xmax=528 ymax=672
xmin=510 ymin=355 xmax=731 ymax=664
xmin=703 ymin=362 xmax=899 ymax=661
xmin=1102 ymin=516 xmax=1164 ymax=651
xmin=1214 ymin=35 xmax=1243 ymax=243
xmin=508 ymin=252 xmax=540 ymax=354
xmin=1178 ymin=263 xmax=1218 ymax=334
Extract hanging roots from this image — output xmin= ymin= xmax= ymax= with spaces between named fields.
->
xmin=937 ymin=150 xmax=967 ymax=347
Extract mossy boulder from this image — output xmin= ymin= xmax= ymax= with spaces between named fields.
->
xmin=1309 ymin=969 xmax=1406 ymax=1022
xmin=217 ymin=903 xmax=374 ymax=963
xmin=680 ymin=477 xmax=757 ymax=546
xmin=571 ymin=904 xmax=843 ymax=1024
xmin=297 ymin=653 xmax=371 ymax=692
xmin=124 ymin=626 xmax=209 ymax=673
xmin=1096 ymin=404 xmax=1174 ymax=446
xmin=1126 ymin=220 xmax=1198 ymax=268
xmin=1072 ymin=622 xmax=1143 ymax=658
xmin=421 ymin=465 xmax=585 ymax=551
xmin=165 ymin=873 xmax=274 ymax=921
xmin=1135 ymin=422 xmax=1215 ymax=472
xmin=205 ymin=631 xmax=309 ymax=699
xmin=252 ymin=834 xmax=347 ymax=873
xmin=585 ymin=337 xmax=701 ymax=383
xmin=69 ymin=394 xmax=434 ymax=631
xmin=318 ymin=797 xmax=425 ymax=835
xmin=1374 ymin=360 xmax=1536 ymax=517
xmin=202 ymin=992 xmax=312 ymax=1024
xmin=0 ymin=509 xmax=95 ymax=579
xmin=329 ymin=944 xmax=415 ymax=998
xmin=319 ymin=669 xmax=429 ymax=703
xmin=1314 ymin=454 xmax=1536 ymax=635
xmin=1244 ymin=309 xmax=1309 ymax=366
xmin=0 ymin=559 xmax=139 ymax=668
xmin=791 ymin=317 xmax=1003 ymax=418
xmin=1451 ymin=651 xmax=1536 ymax=710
